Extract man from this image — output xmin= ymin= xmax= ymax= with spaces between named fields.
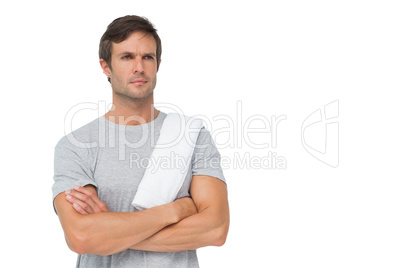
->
xmin=52 ymin=15 xmax=229 ymax=267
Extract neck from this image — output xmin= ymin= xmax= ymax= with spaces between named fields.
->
xmin=104 ymin=92 xmax=159 ymax=126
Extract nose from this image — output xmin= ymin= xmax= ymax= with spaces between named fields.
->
xmin=133 ymin=59 xmax=145 ymax=74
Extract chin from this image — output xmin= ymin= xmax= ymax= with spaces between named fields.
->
xmin=130 ymin=90 xmax=154 ymax=100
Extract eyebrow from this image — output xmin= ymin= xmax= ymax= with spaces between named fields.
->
xmin=117 ymin=52 xmax=156 ymax=57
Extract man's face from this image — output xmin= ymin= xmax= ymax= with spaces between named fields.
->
xmin=105 ymin=32 xmax=159 ymax=101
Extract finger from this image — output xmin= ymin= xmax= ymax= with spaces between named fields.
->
xmin=65 ymin=194 xmax=94 ymax=214
xmin=73 ymin=185 xmax=109 ymax=212
xmin=65 ymin=193 xmax=89 ymax=215
xmin=67 ymin=189 xmax=98 ymax=211
xmin=73 ymin=185 xmax=95 ymax=196
xmin=72 ymin=202 xmax=89 ymax=215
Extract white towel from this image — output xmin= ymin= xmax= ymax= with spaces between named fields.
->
xmin=132 ymin=113 xmax=203 ymax=210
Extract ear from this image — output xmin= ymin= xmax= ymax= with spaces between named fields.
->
xmin=157 ymin=59 xmax=162 ymax=72
xmin=100 ymin=59 xmax=111 ymax=78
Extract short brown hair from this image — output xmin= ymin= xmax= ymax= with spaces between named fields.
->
xmin=99 ymin=15 xmax=162 ymax=82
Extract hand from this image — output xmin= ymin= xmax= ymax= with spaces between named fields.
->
xmin=65 ymin=185 xmax=110 ymax=215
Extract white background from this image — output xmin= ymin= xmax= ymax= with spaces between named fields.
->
xmin=1 ymin=0 xmax=401 ymax=267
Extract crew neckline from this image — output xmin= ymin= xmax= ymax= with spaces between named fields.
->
xmin=101 ymin=111 xmax=165 ymax=128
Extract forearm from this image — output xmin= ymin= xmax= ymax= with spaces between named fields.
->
xmin=75 ymin=206 xmax=176 ymax=255
xmin=129 ymin=208 xmax=229 ymax=252
xmin=56 ymin=194 xmax=195 ymax=256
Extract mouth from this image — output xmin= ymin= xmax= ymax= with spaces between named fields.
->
xmin=130 ymin=79 xmax=148 ymax=85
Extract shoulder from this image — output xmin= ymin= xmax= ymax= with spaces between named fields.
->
xmin=196 ymin=127 xmax=214 ymax=144
xmin=55 ymin=117 xmax=101 ymax=153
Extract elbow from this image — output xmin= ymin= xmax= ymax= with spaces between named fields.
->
xmin=65 ymin=223 xmax=116 ymax=256
xmin=64 ymin=218 xmax=112 ymax=256
xmin=213 ymin=228 xmax=228 ymax=247
xmin=212 ymin=220 xmax=230 ymax=247
xmin=213 ymin=235 xmax=227 ymax=247
xmin=67 ymin=232 xmax=111 ymax=256
xmin=64 ymin=224 xmax=98 ymax=255
xmin=72 ymin=244 xmax=87 ymax=256
xmin=67 ymin=232 xmax=114 ymax=256
xmin=65 ymin=230 xmax=91 ymax=255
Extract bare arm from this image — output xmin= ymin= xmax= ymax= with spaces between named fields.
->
xmin=54 ymin=185 xmax=196 ymax=256
xmin=129 ymin=175 xmax=230 ymax=252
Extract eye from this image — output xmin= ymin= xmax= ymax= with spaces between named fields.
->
xmin=144 ymin=55 xmax=154 ymax=60
xmin=122 ymin=55 xmax=131 ymax=59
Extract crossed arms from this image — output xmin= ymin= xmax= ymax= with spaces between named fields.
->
xmin=54 ymin=175 xmax=229 ymax=256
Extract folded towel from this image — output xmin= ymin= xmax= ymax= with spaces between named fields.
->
xmin=132 ymin=113 xmax=203 ymax=210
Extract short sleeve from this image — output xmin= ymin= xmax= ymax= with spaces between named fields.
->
xmin=191 ymin=127 xmax=226 ymax=184
xmin=52 ymin=136 xmax=98 ymax=210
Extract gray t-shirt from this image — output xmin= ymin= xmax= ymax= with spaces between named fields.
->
xmin=52 ymin=111 xmax=226 ymax=268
